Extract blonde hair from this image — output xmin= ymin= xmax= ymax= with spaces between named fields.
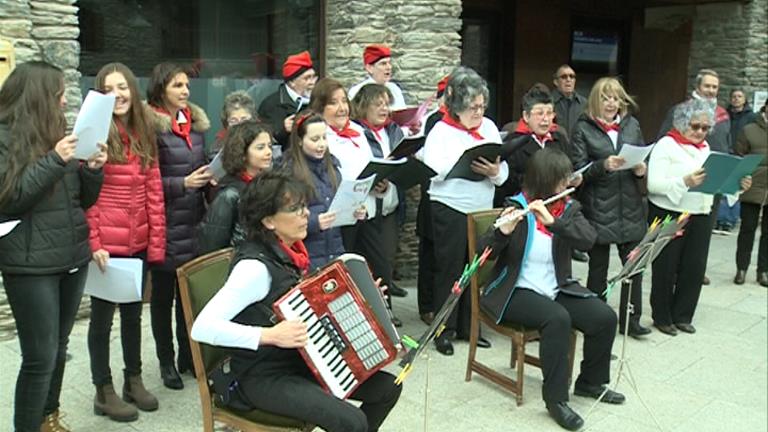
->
xmin=586 ymin=77 xmax=638 ymax=119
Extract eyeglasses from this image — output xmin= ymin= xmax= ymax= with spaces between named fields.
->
xmin=559 ymin=73 xmax=576 ymax=80
xmin=467 ymin=103 xmax=487 ymax=113
xmin=279 ymin=202 xmax=308 ymax=216
xmin=529 ymin=109 xmax=555 ymax=118
xmin=689 ymin=123 xmax=711 ymax=133
xmin=227 ymin=115 xmax=252 ymax=126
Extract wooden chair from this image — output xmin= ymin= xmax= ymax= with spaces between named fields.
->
xmin=464 ymin=209 xmax=577 ymax=406
xmin=177 ymin=248 xmax=313 ymax=432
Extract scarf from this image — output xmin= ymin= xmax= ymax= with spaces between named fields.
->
xmin=524 ymin=192 xmax=568 ymax=237
xmin=359 ymin=119 xmax=390 ymax=142
xmin=594 ymin=117 xmax=620 ymax=134
xmin=514 ymin=118 xmax=556 ymax=146
xmin=239 ymin=171 xmax=255 ymax=184
xmin=277 ymin=239 xmax=310 ymax=275
xmin=330 ymin=120 xmax=361 ymax=147
xmin=441 ymin=111 xmax=484 ymax=140
xmin=153 ymin=106 xmax=193 ymax=148
xmin=667 ymin=128 xmax=707 ymax=150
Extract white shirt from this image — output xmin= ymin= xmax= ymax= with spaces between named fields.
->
xmin=284 ymin=83 xmax=310 ymax=106
xmin=516 ymin=228 xmax=559 ymax=300
xmin=348 ymin=77 xmax=407 ymax=109
xmin=422 ymin=117 xmax=508 ymax=214
xmin=190 ymin=260 xmax=270 ymax=351
xmin=647 ymin=135 xmax=713 ymax=214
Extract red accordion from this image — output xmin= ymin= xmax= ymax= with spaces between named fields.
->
xmin=273 ymin=254 xmax=401 ymax=399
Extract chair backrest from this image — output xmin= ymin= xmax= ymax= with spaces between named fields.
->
xmin=177 ymin=248 xmax=234 ymax=374
xmin=467 ymin=209 xmax=503 ymax=288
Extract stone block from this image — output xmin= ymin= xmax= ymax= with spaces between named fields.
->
xmin=31 ymin=25 xmax=79 ymax=40
xmin=0 ymin=0 xmax=30 ymax=18
xmin=0 ymin=18 xmax=31 ymax=38
xmin=30 ymin=9 xmax=78 ymax=26
xmin=29 ymin=1 xmax=77 ymax=15
xmin=39 ymin=40 xmax=79 ymax=69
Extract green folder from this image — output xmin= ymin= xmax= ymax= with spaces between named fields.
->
xmin=690 ymin=152 xmax=764 ymax=195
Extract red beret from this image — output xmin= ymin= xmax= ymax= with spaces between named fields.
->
xmin=436 ymin=75 xmax=449 ymax=96
xmin=282 ymin=51 xmax=314 ymax=81
xmin=363 ymin=45 xmax=391 ymax=65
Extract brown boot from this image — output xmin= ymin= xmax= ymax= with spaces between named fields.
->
xmin=123 ymin=374 xmax=159 ymax=411
xmin=39 ymin=409 xmax=71 ymax=432
xmin=94 ymin=383 xmax=138 ymax=422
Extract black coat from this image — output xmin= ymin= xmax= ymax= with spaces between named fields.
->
xmin=197 ymin=174 xmax=247 ymax=255
xmin=570 ymin=114 xmax=647 ymax=245
xmin=257 ymin=84 xmax=305 ymax=151
xmin=478 ymin=194 xmax=597 ymax=324
xmin=0 ymin=123 xmax=104 ymax=274
xmin=151 ymin=103 xmax=211 ymax=269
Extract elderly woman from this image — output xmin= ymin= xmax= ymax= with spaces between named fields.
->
xmin=198 ymin=120 xmax=273 ymax=254
xmin=570 ymin=77 xmax=650 ymax=338
xmin=422 ymin=66 xmax=508 ymax=355
xmin=212 ymin=90 xmax=257 ymax=156
xmin=191 ymin=171 xmax=402 ymax=432
xmin=734 ymin=101 xmax=767 ymax=287
xmin=648 ymin=99 xmax=751 ymax=335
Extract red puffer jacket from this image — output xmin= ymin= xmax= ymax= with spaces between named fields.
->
xmin=86 ymin=153 xmax=166 ymax=263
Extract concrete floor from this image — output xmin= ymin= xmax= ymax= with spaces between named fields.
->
xmin=1 ymin=231 xmax=766 ymax=432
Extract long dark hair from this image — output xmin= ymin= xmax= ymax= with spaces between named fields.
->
xmin=221 ymin=120 xmax=273 ymax=176
xmin=0 ymin=61 xmax=67 ymax=206
xmin=284 ymin=111 xmax=339 ymax=200
xmin=240 ymin=170 xmax=309 ymax=242
xmin=95 ymin=62 xmax=157 ymax=169
xmin=146 ymin=62 xmax=187 ymax=109
xmin=522 ymin=148 xmax=572 ymax=200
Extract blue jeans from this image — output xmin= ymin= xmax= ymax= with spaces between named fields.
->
xmin=717 ymin=198 xmax=740 ymax=226
xmin=3 ymin=266 xmax=88 ymax=432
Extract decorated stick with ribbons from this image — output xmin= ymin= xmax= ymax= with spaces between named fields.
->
xmin=395 ymin=247 xmax=493 ymax=385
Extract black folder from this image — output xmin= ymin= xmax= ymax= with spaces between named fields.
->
xmin=357 ymin=157 xmax=436 ymax=190
xmin=445 ymin=143 xmax=503 ymax=181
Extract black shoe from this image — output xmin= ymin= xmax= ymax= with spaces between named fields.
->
xmin=702 ymin=275 xmax=710 ymax=285
xmin=391 ymin=316 xmax=403 ymax=328
xmin=160 ymin=364 xmax=184 ymax=390
xmin=419 ymin=312 xmax=434 ymax=325
xmin=758 ymin=272 xmax=768 ymax=287
xmin=456 ymin=334 xmax=492 ymax=349
xmin=546 ymin=402 xmax=584 ymax=431
xmin=574 ymin=382 xmax=625 ymax=404
xmin=620 ymin=321 xmax=652 ymax=339
xmin=674 ymin=323 xmax=696 ymax=334
xmin=571 ymin=250 xmax=589 ymax=263
xmin=388 ymin=283 xmax=408 ymax=298
xmin=178 ymin=360 xmax=196 ymax=377
xmin=654 ymin=323 xmax=678 ymax=336
xmin=734 ymin=270 xmax=746 ymax=285
xmin=434 ymin=334 xmax=454 ymax=356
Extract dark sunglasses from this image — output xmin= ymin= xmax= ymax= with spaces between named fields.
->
xmin=689 ymin=123 xmax=711 ymax=133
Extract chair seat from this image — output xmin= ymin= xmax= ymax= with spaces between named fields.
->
xmin=214 ymin=399 xmax=308 ymax=429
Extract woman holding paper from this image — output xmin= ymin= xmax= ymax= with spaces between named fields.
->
xmin=146 ymin=62 xmax=211 ymax=389
xmin=422 ymin=66 xmax=508 ymax=355
xmin=198 ymin=120 xmax=273 ymax=254
xmin=570 ymin=77 xmax=651 ymax=338
xmin=0 ymin=61 xmax=106 ymax=431
xmin=83 ymin=63 xmax=166 ymax=421
xmin=647 ymin=99 xmax=751 ymax=335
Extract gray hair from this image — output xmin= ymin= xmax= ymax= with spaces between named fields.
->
xmin=672 ymin=98 xmax=715 ymax=132
xmin=695 ymin=68 xmax=719 ymax=87
xmin=220 ymin=90 xmax=256 ymax=127
xmin=444 ymin=66 xmax=490 ymax=116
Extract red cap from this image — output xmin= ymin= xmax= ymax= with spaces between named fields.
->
xmin=282 ymin=51 xmax=314 ymax=81
xmin=436 ymin=75 xmax=449 ymax=97
xmin=363 ymin=45 xmax=391 ymax=65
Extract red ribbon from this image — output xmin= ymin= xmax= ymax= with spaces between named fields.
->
xmin=441 ymin=111 xmax=484 ymax=140
xmin=667 ymin=128 xmax=707 ymax=150
xmin=277 ymin=239 xmax=310 ymax=275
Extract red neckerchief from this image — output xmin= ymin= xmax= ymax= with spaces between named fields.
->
xmin=330 ymin=120 xmax=361 ymax=147
xmin=594 ymin=117 xmax=620 ymax=134
xmin=215 ymin=128 xmax=228 ymax=142
xmin=153 ymin=106 xmax=193 ymax=148
xmin=277 ymin=239 xmax=310 ymax=275
xmin=239 ymin=171 xmax=255 ymax=184
xmin=667 ymin=128 xmax=707 ymax=150
xmin=523 ymin=192 xmax=568 ymax=237
xmin=514 ymin=118 xmax=556 ymax=146
xmin=114 ymin=117 xmax=137 ymax=159
xmin=359 ymin=119 xmax=390 ymax=142
xmin=441 ymin=111 xmax=484 ymax=140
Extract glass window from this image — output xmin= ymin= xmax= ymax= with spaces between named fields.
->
xmin=78 ymin=0 xmax=323 ymax=149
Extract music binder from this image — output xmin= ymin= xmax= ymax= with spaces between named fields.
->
xmin=690 ymin=152 xmax=764 ymax=195
xmin=357 ymin=157 xmax=436 ymax=189
xmin=445 ymin=142 xmax=502 ymax=181
xmin=388 ymin=135 xmax=425 ymax=160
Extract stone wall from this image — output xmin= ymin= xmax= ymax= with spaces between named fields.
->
xmin=688 ymin=0 xmax=768 ymax=108
xmin=325 ymin=0 xmax=463 ymax=280
xmin=0 ymin=0 xmax=81 ymax=123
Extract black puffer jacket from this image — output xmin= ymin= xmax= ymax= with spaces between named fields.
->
xmin=197 ymin=174 xmax=247 ymax=255
xmin=571 ymin=114 xmax=647 ymax=245
xmin=0 ymin=123 xmax=104 ymax=274
xmin=150 ymin=103 xmax=211 ymax=269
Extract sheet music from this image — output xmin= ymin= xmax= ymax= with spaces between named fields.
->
xmin=73 ymin=90 xmax=115 ymax=160
xmin=0 ymin=220 xmax=20 ymax=238
xmin=616 ymin=144 xmax=654 ymax=170
xmin=327 ymin=175 xmax=376 ymax=227
xmin=84 ymin=258 xmax=143 ymax=303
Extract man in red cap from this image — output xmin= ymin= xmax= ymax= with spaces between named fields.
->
xmin=348 ymin=44 xmax=406 ymax=108
xmin=258 ymin=50 xmax=318 ymax=150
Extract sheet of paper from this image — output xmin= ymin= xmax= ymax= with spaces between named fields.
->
xmin=207 ymin=149 xmax=226 ymax=180
xmin=616 ymin=144 xmax=654 ymax=170
xmin=73 ymin=90 xmax=116 ymax=160
xmin=0 ymin=220 xmax=20 ymax=238
xmin=569 ymin=161 xmax=593 ymax=181
xmin=327 ymin=175 xmax=376 ymax=227
xmin=84 ymin=258 xmax=143 ymax=303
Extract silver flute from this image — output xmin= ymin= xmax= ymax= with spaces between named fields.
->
xmin=493 ymin=187 xmax=576 ymax=228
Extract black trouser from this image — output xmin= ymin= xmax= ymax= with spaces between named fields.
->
xmin=3 ymin=266 xmax=88 ymax=432
xmin=341 ymin=213 xmax=398 ymax=307
xmin=88 ymin=253 xmax=147 ymax=386
xmin=417 ymin=235 xmax=436 ymax=314
xmin=648 ymin=203 xmax=712 ymax=326
xmin=736 ymin=202 xmax=768 ymax=273
xmin=150 ymin=268 xmax=191 ymax=369
xmin=241 ymin=368 xmax=402 ymax=432
xmin=501 ymin=288 xmax=617 ymax=404
xmin=430 ymin=201 xmax=471 ymax=336
xmin=587 ymin=241 xmax=643 ymax=329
